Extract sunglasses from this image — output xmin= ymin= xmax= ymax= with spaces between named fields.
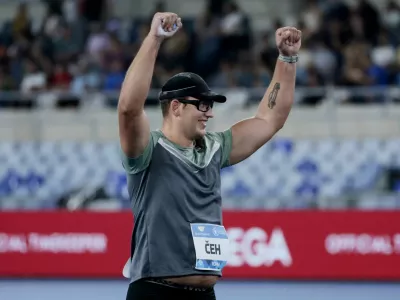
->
xmin=176 ymin=98 xmax=214 ymax=112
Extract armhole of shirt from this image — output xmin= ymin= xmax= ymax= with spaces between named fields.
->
xmin=120 ymin=131 xmax=161 ymax=174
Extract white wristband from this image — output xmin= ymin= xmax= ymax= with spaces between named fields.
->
xmin=278 ymin=54 xmax=299 ymax=63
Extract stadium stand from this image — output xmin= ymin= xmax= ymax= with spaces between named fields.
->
xmin=2 ymin=0 xmax=400 ymax=106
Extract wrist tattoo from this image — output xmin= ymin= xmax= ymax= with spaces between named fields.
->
xmin=268 ymin=82 xmax=280 ymax=109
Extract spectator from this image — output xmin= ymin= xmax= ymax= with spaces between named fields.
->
xmin=322 ymin=18 xmax=351 ymax=53
xmin=339 ymin=40 xmax=375 ymax=103
xmin=0 ymin=45 xmax=8 ymax=70
xmin=70 ymin=60 xmax=101 ymax=94
xmin=159 ymin=28 xmax=190 ymax=70
xmin=209 ymin=58 xmax=237 ymax=88
xmin=322 ymin=0 xmax=351 ymax=22
xmin=86 ymin=23 xmax=111 ymax=63
xmin=0 ymin=66 xmax=16 ymax=91
xmin=101 ymin=35 xmax=126 ymax=70
xmin=206 ymin=0 xmax=228 ymax=17
xmin=236 ymin=56 xmax=255 ymax=88
xmin=30 ymin=39 xmax=53 ymax=76
xmin=12 ymin=3 xmax=31 ymax=40
xmin=253 ymin=63 xmax=271 ymax=88
xmin=357 ymin=0 xmax=381 ymax=45
xmin=220 ymin=1 xmax=244 ymax=36
xmin=257 ymin=32 xmax=279 ymax=73
xmin=371 ymin=30 xmax=396 ymax=70
xmin=80 ymin=0 xmax=107 ymax=23
xmin=52 ymin=25 xmax=80 ymax=63
xmin=219 ymin=1 xmax=249 ymax=56
xmin=62 ymin=0 xmax=79 ymax=24
xmin=301 ymin=0 xmax=322 ymax=35
xmin=348 ymin=10 xmax=366 ymax=41
xmin=310 ymin=39 xmax=337 ymax=83
xmin=51 ymin=63 xmax=72 ymax=90
xmin=384 ymin=0 xmax=400 ymax=34
xmin=2 ymin=0 xmax=400 ymax=107
xmin=340 ymin=40 xmax=373 ymax=87
xmin=301 ymin=64 xmax=325 ymax=105
xmin=20 ymin=60 xmax=47 ymax=94
xmin=103 ymin=60 xmax=125 ymax=91
xmin=194 ymin=9 xmax=222 ymax=77
xmin=7 ymin=33 xmax=31 ymax=61
xmin=41 ymin=0 xmax=63 ymax=17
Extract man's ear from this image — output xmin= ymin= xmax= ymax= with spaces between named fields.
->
xmin=171 ymin=99 xmax=180 ymax=117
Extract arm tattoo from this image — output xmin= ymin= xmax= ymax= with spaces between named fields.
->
xmin=268 ymin=82 xmax=280 ymax=109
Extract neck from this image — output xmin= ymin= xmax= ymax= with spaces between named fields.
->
xmin=161 ymin=121 xmax=194 ymax=148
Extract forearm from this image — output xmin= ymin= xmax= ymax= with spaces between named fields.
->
xmin=118 ymin=35 xmax=162 ymax=115
xmin=255 ymin=59 xmax=296 ymax=130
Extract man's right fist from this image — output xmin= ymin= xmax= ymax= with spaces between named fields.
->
xmin=150 ymin=12 xmax=182 ymax=40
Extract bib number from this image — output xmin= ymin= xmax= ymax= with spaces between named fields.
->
xmin=190 ymin=223 xmax=230 ymax=271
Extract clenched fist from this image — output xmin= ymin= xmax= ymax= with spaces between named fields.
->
xmin=276 ymin=27 xmax=302 ymax=56
xmin=149 ymin=12 xmax=182 ymax=40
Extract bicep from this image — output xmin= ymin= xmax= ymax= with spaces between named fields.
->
xmin=229 ymin=117 xmax=278 ymax=165
xmin=118 ymin=109 xmax=150 ymax=158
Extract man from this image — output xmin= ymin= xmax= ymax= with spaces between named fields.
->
xmin=119 ymin=12 xmax=301 ymax=300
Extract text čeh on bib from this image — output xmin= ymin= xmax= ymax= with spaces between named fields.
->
xmin=190 ymin=223 xmax=230 ymax=271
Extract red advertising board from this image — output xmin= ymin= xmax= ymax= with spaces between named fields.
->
xmin=1 ymin=211 xmax=400 ymax=280
xmin=0 ymin=211 xmax=132 ymax=278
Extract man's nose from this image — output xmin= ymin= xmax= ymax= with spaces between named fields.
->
xmin=205 ymin=108 xmax=214 ymax=118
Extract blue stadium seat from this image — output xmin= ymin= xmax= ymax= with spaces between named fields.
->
xmin=0 ymin=138 xmax=398 ymax=209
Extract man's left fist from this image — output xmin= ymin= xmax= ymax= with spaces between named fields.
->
xmin=276 ymin=27 xmax=302 ymax=56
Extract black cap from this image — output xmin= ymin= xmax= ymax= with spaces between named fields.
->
xmin=159 ymin=72 xmax=226 ymax=103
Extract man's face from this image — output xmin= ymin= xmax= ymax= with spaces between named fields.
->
xmin=173 ymin=97 xmax=214 ymax=139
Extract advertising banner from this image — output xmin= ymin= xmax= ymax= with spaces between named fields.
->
xmin=1 ymin=211 xmax=400 ymax=280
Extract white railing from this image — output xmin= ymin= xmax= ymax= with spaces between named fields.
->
xmin=1 ymin=86 xmax=400 ymax=141
xmin=1 ymin=85 xmax=400 ymax=104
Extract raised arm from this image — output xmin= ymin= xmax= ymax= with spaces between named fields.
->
xmin=228 ymin=27 xmax=301 ymax=165
xmin=118 ymin=13 xmax=182 ymax=157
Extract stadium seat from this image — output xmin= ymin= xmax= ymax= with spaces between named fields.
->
xmin=0 ymin=138 xmax=399 ymax=209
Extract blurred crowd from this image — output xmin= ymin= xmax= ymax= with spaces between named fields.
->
xmin=1 ymin=0 xmax=400 ymax=107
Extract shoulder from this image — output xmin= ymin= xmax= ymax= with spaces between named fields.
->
xmin=204 ymin=132 xmax=222 ymax=149
xmin=205 ymin=130 xmax=233 ymax=168
xmin=120 ymin=130 xmax=163 ymax=175
xmin=205 ymin=129 xmax=232 ymax=146
xmin=150 ymin=130 xmax=163 ymax=143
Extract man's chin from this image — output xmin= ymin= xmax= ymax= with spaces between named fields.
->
xmin=197 ymin=128 xmax=207 ymax=137
xmin=192 ymin=130 xmax=206 ymax=141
